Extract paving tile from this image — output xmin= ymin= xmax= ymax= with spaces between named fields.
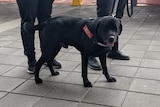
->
xmin=111 ymin=58 xmax=142 ymax=67
xmin=144 ymin=51 xmax=160 ymax=59
xmin=0 ymin=64 xmax=14 ymax=75
xmin=127 ymin=39 xmax=151 ymax=45
xmin=0 ymin=40 xmax=12 ymax=47
xmin=119 ymin=38 xmax=129 ymax=44
xmin=60 ymin=46 xmax=73 ymax=52
xmin=119 ymin=33 xmax=133 ymax=39
xmin=59 ymin=52 xmax=81 ymax=62
xmin=5 ymin=41 xmax=23 ymax=49
xmin=0 ymin=19 xmax=20 ymax=33
xmin=73 ymin=58 xmax=113 ymax=74
xmin=11 ymin=49 xmax=24 ymax=56
xmin=136 ymin=68 xmax=160 ymax=80
xmin=138 ymin=25 xmax=158 ymax=30
xmin=62 ymin=72 xmax=100 ymax=85
xmin=82 ymin=87 xmax=127 ymax=107
xmin=33 ymin=69 xmax=70 ymax=83
xmin=122 ymin=92 xmax=160 ymax=107
xmin=94 ymin=76 xmax=133 ymax=90
xmin=55 ymin=51 xmax=65 ymax=58
xmin=153 ymin=35 xmax=160 ymax=41
xmin=108 ymin=65 xmax=138 ymax=77
xmin=73 ymin=63 xmax=102 ymax=74
xmin=0 ymin=55 xmax=26 ymax=65
xmin=46 ymin=84 xmax=89 ymax=101
xmin=140 ymin=59 xmax=160 ymax=69
xmin=0 ymin=92 xmax=7 ymax=98
xmin=147 ymin=45 xmax=160 ymax=52
xmin=0 ymin=93 xmax=41 ymax=107
xmin=150 ymin=40 xmax=160 ymax=46
xmin=33 ymin=98 xmax=77 ymax=107
xmin=3 ymin=66 xmax=34 ymax=79
xmin=122 ymin=50 xmax=145 ymax=58
xmin=0 ymin=35 xmax=20 ymax=41
xmin=131 ymin=34 xmax=154 ymax=40
xmin=12 ymin=80 xmax=57 ymax=96
xmin=122 ymin=44 xmax=148 ymax=51
xmin=77 ymin=103 xmax=108 ymax=107
xmin=55 ymin=60 xmax=80 ymax=71
xmin=0 ymin=76 xmax=25 ymax=92
xmin=121 ymin=28 xmax=135 ymax=35
xmin=134 ymin=30 xmax=155 ymax=35
xmin=0 ymin=47 xmax=20 ymax=55
xmin=130 ymin=78 xmax=160 ymax=95
xmin=68 ymin=47 xmax=80 ymax=54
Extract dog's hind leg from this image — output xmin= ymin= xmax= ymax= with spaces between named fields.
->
xmin=81 ymin=54 xmax=92 ymax=87
xmin=47 ymin=46 xmax=61 ymax=76
xmin=47 ymin=60 xmax=59 ymax=76
xmin=35 ymin=55 xmax=46 ymax=84
xmin=99 ymin=54 xmax=116 ymax=82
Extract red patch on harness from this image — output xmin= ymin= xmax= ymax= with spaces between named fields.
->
xmin=83 ymin=25 xmax=93 ymax=39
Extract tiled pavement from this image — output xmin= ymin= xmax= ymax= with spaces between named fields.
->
xmin=1 ymin=2 xmax=160 ymax=107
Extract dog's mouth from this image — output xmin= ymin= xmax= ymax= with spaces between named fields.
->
xmin=105 ymin=35 xmax=115 ymax=48
xmin=107 ymin=42 xmax=114 ymax=47
xmin=97 ymin=36 xmax=115 ymax=48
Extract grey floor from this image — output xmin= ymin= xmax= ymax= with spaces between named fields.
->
xmin=0 ymin=2 xmax=160 ymax=107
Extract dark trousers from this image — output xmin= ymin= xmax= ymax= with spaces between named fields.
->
xmin=96 ymin=0 xmax=127 ymax=51
xmin=115 ymin=0 xmax=128 ymax=18
xmin=16 ymin=0 xmax=54 ymax=60
xmin=96 ymin=0 xmax=127 ymax=19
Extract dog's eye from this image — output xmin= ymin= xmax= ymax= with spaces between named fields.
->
xmin=112 ymin=26 xmax=117 ymax=31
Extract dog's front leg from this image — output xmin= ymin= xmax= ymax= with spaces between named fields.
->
xmin=99 ymin=54 xmax=116 ymax=82
xmin=81 ymin=54 xmax=92 ymax=87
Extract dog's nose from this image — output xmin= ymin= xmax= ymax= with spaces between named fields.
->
xmin=108 ymin=36 xmax=115 ymax=43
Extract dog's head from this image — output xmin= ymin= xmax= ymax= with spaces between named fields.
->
xmin=88 ymin=16 xmax=122 ymax=48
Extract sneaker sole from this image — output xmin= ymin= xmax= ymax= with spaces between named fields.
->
xmin=88 ymin=64 xmax=102 ymax=70
xmin=44 ymin=63 xmax=61 ymax=69
xmin=53 ymin=65 xmax=61 ymax=69
xmin=27 ymin=69 xmax=35 ymax=74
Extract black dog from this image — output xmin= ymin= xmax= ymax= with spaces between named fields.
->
xmin=25 ymin=16 xmax=122 ymax=87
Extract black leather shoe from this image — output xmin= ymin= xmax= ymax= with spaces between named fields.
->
xmin=88 ymin=57 xmax=102 ymax=70
xmin=52 ymin=59 xmax=62 ymax=69
xmin=108 ymin=51 xmax=130 ymax=60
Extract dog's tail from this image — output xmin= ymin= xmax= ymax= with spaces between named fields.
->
xmin=23 ymin=22 xmax=46 ymax=34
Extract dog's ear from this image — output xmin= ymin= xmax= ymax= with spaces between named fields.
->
xmin=87 ymin=17 xmax=101 ymax=35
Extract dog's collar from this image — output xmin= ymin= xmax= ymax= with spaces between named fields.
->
xmin=83 ymin=25 xmax=93 ymax=39
xmin=83 ymin=25 xmax=111 ymax=48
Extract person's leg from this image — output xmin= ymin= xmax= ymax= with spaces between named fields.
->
xmin=115 ymin=0 xmax=128 ymax=19
xmin=97 ymin=0 xmax=115 ymax=17
xmin=108 ymin=0 xmax=129 ymax=60
xmin=37 ymin=0 xmax=61 ymax=69
xmin=88 ymin=0 xmax=115 ymax=70
xmin=16 ymin=0 xmax=38 ymax=73
xmin=108 ymin=36 xmax=129 ymax=60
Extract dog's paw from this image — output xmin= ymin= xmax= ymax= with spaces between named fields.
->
xmin=107 ymin=77 xmax=116 ymax=82
xmin=35 ymin=78 xmax=43 ymax=84
xmin=51 ymin=71 xmax=60 ymax=76
xmin=84 ymin=80 xmax=92 ymax=87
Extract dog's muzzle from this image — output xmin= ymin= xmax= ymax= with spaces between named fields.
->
xmin=97 ymin=36 xmax=115 ymax=48
xmin=107 ymin=36 xmax=115 ymax=47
